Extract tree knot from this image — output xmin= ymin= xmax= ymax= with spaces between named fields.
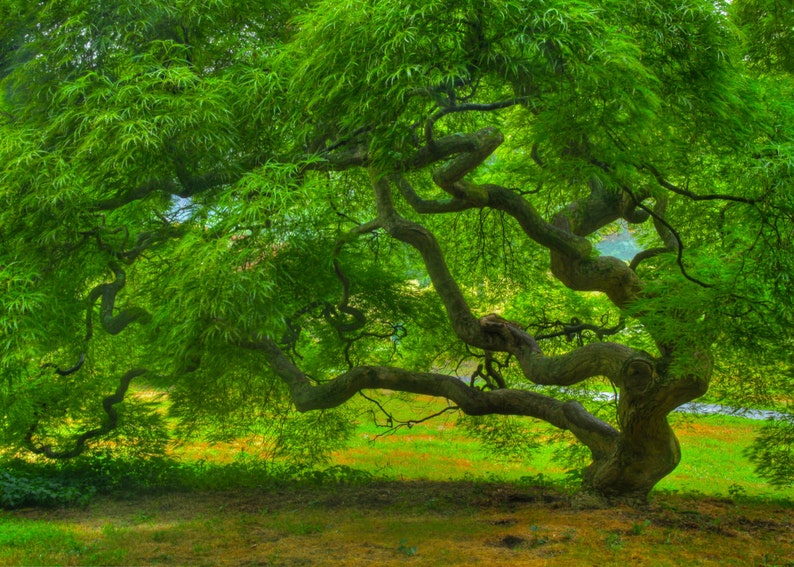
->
xmin=622 ymin=356 xmax=657 ymax=394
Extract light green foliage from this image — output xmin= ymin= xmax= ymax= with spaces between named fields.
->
xmin=0 ymin=0 xmax=792 ymax=488
xmin=459 ymin=414 xmax=543 ymax=462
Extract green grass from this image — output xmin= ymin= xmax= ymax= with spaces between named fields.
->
xmin=332 ymin=394 xmax=792 ymax=502
xmin=656 ymin=414 xmax=776 ymax=497
xmin=1 ymin=393 xmax=793 ymax=566
xmin=1 ymin=482 xmax=792 ymax=566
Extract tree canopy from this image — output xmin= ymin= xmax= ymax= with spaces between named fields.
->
xmin=1 ymin=0 xmax=792 ymax=503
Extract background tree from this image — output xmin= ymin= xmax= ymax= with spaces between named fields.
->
xmin=1 ymin=0 xmax=792 ymax=504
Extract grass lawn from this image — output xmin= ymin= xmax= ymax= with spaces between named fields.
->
xmin=331 ymin=394 xmax=786 ymax=500
xmin=1 ymin=393 xmax=792 ymax=566
xmin=2 ymin=482 xmax=792 ymax=566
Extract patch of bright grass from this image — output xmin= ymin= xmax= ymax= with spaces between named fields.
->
xmin=334 ymin=394 xmax=793 ymax=502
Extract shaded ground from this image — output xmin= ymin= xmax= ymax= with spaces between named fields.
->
xmin=3 ymin=481 xmax=793 ymax=566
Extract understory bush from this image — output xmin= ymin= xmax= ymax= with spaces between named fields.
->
xmin=0 ymin=455 xmax=373 ymax=509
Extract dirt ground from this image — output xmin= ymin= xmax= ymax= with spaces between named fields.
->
xmin=5 ymin=481 xmax=793 ymax=566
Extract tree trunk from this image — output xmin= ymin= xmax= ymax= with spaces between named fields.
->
xmin=580 ymin=417 xmax=681 ymax=506
xmin=577 ymin=355 xmax=709 ymax=505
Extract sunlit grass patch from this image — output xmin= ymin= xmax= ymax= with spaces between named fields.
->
xmin=334 ymin=393 xmax=792 ymax=501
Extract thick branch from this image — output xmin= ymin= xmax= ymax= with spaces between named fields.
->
xmin=370 ymin=170 xmax=508 ymax=350
xmin=486 ymin=184 xmax=593 ymax=259
xmin=246 ymin=336 xmax=619 ymax=455
xmin=423 ymin=127 xmax=592 ymax=259
xmin=536 ymin=179 xmax=643 ymax=307
xmin=549 ymin=252 xmax=642 ymax=308
xmin=519 ymin=342 xmax=635 ymax=388
xmin=392 ymin=174 xmax=477 ymax=214
xmin=371 ymin=171 xmax=640 ymax=387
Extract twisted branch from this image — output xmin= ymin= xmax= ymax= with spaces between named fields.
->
xmin=25 ymin=368 xmax=147 ymax=459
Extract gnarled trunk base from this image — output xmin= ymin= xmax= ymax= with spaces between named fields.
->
xmin=579 ymin=420 xmax=681 ymax=506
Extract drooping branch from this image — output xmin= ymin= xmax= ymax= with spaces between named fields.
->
xmin=643 ymin=163 xmax=760 ymax=204
xmin=26 ymin=368 xmax=147 ymax=459
xmin=623 ymin=189 xmax=714 ymax=288
xmin=629 ymin=192 xmax=678 ymax=271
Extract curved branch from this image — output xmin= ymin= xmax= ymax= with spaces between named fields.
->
xmin=643 ymin=163 xmax=760 ymax=204
xmin=330 ymin=219 xmax=381 ymax=337
xmin=392 ymin=174 xmax=477 ymax=214
xmin=371 ymin=170 xmax=515 ymax=351
xmin=26 ymin=368 xmax=147 ymax=459
xmin=426 ymin=128 xmax=591 ymax=259
xmin=40 ymin=353 xmax=86 ymax=377
xmin=625 ymin=190 xmax=714 ymax=289
xmin=538 ymin=187 xmax=642 ymax=307
xmin=629 ymin=247 xmax=669 ymax=271
xmin=370 ymin=170 xmax=641 ymax=388
xmin=424 ymin=98 xmax=526 ymax=146
xmin=332 ymin=258 xmax=366 ymax=334
xmin=517 ymin=342 xmax=635 ymax=388
xmin=87 ymin=264 xmax=151 ymax=337
xmin=628 ymin=193 xmax=677 ymax=270
xmin=246 ymin=336 xmax=619 ymax=455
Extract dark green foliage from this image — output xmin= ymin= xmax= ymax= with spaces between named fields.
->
xmin=0 ymin=453 xmax=374 ymax=509
xmin=747 ymin=412 xmax=794 ymax=488
xmin=0 ymin=470 xmax=94 ymax=509
xmin=731 ymin=0 xmax=794 ymax=74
